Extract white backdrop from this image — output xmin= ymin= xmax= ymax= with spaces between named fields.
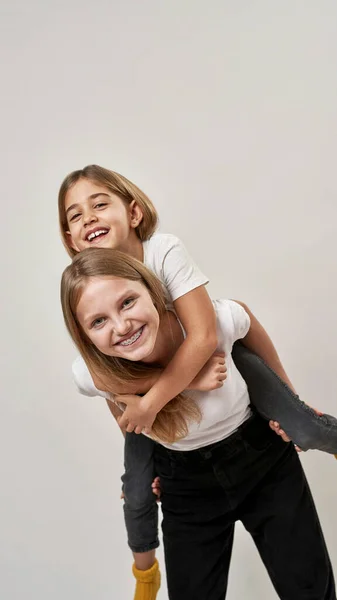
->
xmin=1 ymin=1 xmax=337 ymax=598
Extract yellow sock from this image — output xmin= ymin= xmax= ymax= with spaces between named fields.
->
xmin=132 ymin=559 xmax=161 ymax=600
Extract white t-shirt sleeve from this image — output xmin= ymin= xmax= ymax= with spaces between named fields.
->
xmin=72 ymin=355 xmax=109 ymax=399
xmin=228 ymin=300 xmax=251 ymax=342
xmin=160 ymin=234 xmax=209 ymax=301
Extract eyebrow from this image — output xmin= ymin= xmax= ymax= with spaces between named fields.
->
xmin=65 ymin=193 xmax=111 ymax=216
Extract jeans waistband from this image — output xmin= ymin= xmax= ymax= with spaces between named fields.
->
xmin=156 ymin=412 xmax=264 ymax=463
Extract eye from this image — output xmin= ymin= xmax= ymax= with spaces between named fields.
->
xmin=94 ymin=202 xmax=107 ymax=209
xmin=69 ymin=212 xmax=81 ymax=222
xmin=91 ymin=316 xmax=106 ymax=328
xmin=122 ymin=297 xmax=135 ymax=309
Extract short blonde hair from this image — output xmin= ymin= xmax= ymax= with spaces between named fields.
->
xmin=61 ymin=248 xmax=201 ymax=443
xmin=58 ymin=164 xmax=159 ymax=257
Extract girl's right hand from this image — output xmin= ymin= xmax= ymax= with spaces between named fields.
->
xmin=189 ymin=352 xmax=227 ymax=392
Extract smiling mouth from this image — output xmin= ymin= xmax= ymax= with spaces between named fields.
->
xmin=86 ymin=229 xmax=109 ymax=242
xmin=117 ymin=326 xmax=145 ymax=347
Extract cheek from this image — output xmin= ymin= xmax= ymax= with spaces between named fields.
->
xmin=111 ymin=209 xmax=130 ymax=230
xmin=147 ymin=307 xmax=160 ymax=331
xmin=88 ymin=330 xmax=107 ymax=350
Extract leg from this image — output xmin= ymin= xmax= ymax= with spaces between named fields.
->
xmin=232 ymin=341 xmax=337 ymax=453
xmin=122 ymin=432 xmax=160 ymax=599
xmin=239 ymin=433 xmax=336 ymax=599
xmin=155 ymin=444 xmax=235 ymax=600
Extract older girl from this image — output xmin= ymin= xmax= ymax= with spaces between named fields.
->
xmin=61 ymin=248 xmax=335 ymax=600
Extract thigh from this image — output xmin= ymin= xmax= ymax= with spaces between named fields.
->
xmin=155 ymin=447 xmax=235 ymax=600
xmin=240 ymin=442 xmax=336 ymax=599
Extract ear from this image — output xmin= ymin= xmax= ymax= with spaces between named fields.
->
xmin=129 ymin=200 xmax=144 ymax=229
xmin=65 ymin=230 xmax=80 ymax=253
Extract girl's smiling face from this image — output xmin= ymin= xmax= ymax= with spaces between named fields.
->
xmin=76 ymin=276 xmax=160 ymax=362
xmin=64 ymin=178 xmax=142 ymax=253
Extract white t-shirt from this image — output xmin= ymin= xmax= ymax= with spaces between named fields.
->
xmin=71 ymin=234 xmax=252 ymax=450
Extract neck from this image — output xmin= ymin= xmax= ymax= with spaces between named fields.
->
xmin=118 ymin=231 xmax=144 ymax=262
xmin=142 ymin=311 xmax=183 ymax=367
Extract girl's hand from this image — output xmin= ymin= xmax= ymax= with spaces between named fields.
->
xmin=116 ymin=394 xmax=157 ymax=434
xmin=269 ymin=420 xmax=302 ymax=452
xmin=152 ymin=476 xmax=161 ymax=501
xmin=121 ymin=478 xmax=161 ymax=503
xmin=189 ymin=352 xmax=227 ymax=392
xmin=269 ymin=404 xmax=322 ymax=453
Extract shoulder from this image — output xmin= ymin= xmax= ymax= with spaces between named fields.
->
xmin=143 ymin=232 xmax=181 ymax=255
xmin=143 ymin=232 xmax=187 ymax=279
xmin=72 ymin=356 xmax=108 ymax=398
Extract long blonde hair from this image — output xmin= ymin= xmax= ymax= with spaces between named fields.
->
xmin=58 ymin=164 xmax=159 ymax=257
xmin=61 ymin=248 xmax=201 ymax=443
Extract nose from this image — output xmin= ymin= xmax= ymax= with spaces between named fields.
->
xmin=82 ymin=207 xmax=97 ymax=226
xmin=112 ymin=316 xmax=132 ymax=339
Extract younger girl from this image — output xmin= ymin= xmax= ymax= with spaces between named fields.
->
xmin=60 ymin=247 xmax=335 ymax=600
xmin=59 ymin=165 xmax=337 ymax=599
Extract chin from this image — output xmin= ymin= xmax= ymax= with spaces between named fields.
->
xmin=121 ymin=340 xmax=156 ymax=362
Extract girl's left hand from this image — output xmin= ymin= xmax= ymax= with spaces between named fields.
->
xmin=269 ymin=420 xmax=302 ymax=452
xmin=152 ymin=476 xmax=161 ymax=501
xmin=115 ymin=394 xmax=156 ymax=434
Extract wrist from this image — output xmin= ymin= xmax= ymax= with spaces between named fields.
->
xmin=142 ymin=389 xmax=168 ymax=414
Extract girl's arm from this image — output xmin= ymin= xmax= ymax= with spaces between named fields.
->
xmin=118 ymin=285 xmax=218 ymax=433
xmin=91 ymin=368 xmax=163 ymax=396
xmin=236 ymin=301 xmax=296 ymax=393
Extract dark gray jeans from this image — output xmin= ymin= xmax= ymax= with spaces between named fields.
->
xmin=121 ymin=342 xmax=337 ymax=553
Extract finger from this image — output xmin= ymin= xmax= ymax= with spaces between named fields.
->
xmin=134 ymin=425 xmax=143 ymax=435
xmin=143 ymin=426 xmax=152 ymax=435
xmin=294 ymin=444 xmax=302 ymax=453
xmin=117 ymin=415 xmax=127 ymax=431
xmin=126 ymin=422 xmax=136 ymax=433
xmin=279 ymin=429 xmax=291 ymax=442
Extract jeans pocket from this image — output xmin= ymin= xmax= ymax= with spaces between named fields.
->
xmin=242 ymin=415 xmax=276 ymax=452
xmin=154 ymin=451 xmax=176 ymax=480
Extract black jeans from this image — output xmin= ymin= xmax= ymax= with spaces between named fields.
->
xmin=155 ymin=414 xmax=335 ymax=600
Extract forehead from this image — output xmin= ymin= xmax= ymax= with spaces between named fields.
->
xmin=64 ymin=178 xmax=111 ymax=209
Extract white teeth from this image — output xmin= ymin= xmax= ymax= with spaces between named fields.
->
xmin=87 ymin=229 xmax=108 ymax=241
xmin=120 ymin=328 xmax=143 ymax=346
